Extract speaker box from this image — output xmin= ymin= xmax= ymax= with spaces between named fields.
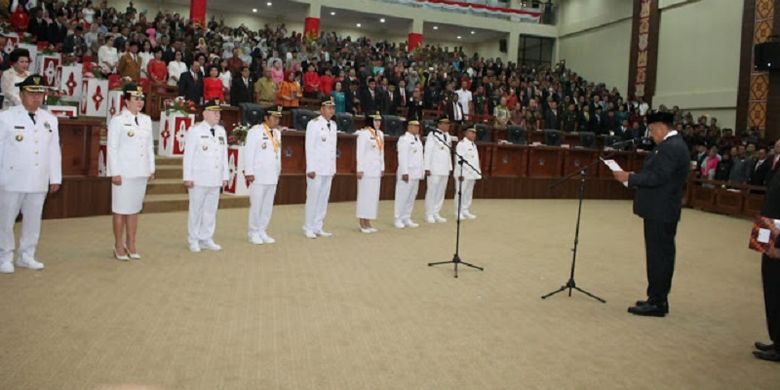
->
xmin=755 ymin=41 xmax=780 ymax=71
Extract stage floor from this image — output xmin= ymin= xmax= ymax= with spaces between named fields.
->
xmin=0 ymin=199 xmax=777 ymax=389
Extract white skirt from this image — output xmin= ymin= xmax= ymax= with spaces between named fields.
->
xmin=112 ymin=177 xmax=149 ymax=214
xmin=356 ymin=176 xmax=381 ymax=219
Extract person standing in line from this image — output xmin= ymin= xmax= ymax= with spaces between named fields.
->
xmin=394 ymin=121 xmax=424 ymax=229
xmin=107 ymin=83 xmax=155 ymax=261
xmin=453 ymin=127 xmax=482 ymax=220
xmin=424 ymin=117 xmax=453 ymax=224
xmin=245 ymin=106 xmax=283 ymax=245
xmin=303 ymin=98 xmax=338 ymax=239
xmin=183 ymin=100 xmax=229 ymax=253
xmin=356 ymin=111 xmax=385 ymax=233
xmin=0 ymin=75 xmax=62 ymax=273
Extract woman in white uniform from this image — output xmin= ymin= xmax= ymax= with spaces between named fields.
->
xmin=0 ymin=48 xmax=31 ymax=109
xmin=355 ymin=111 xmax=385 ymax=233
xmin=107 ymin=83 xmax=155 ymax=260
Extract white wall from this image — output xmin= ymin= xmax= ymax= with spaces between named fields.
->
xmin=556 ymin=0 xmax=633 ymax=95
xmin=654 ymin=0 xmax=742 ymax=129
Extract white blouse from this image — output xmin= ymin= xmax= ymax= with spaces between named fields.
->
xmin=167 ymin=61 xmax=187 ymax=86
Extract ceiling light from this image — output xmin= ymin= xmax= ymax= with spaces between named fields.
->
xmin=380 ymin=18 xmax=386 ymax=23
xmin=252 ymin=8 xmax=257 ymax=13
xmin=433 ymin=26 xmax=438 ymax=30
xmin=330 ymin=11 xmax=336 ymax=15
xmin=470 ymin=30 xmax=475 ymax=35
xmin=266 ymin=2 xmax=272 ymax=6
xmin=457 ymin=36 xmax=462 ymax=39
xmin=356 ymin=23 xmax=361 ymax=28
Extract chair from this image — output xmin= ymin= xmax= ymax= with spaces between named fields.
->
xmin=543 ymin=129 xmax=562 ymax=146
xmin=475 ymin=123 xmax=491 ymax=142
xmin=578 ymin=131 xmax=596 ymax=149
xmin=292 ymin=109 xmax=317 ymax=131
xmin=506 ymin=125 xmax=527 ymax=145
xmin=238 ymin=103 xmax=264 ymax=127
xmin=382 ymin=115 xmax=404 ymax=136
xmin=334 ymin=113 xmax=355 ymax=133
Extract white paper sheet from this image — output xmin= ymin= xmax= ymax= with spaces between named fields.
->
xmin=600 ymin=158 xmax=627 ymax=187
xmin=758 ymin=228 xmax=771 ymax=244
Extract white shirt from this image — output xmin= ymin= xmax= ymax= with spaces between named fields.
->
xmin=0 ymin=69 xmax=30 ymax=108
xmin=182 ymin=121 xmax=229 ymax=187
xmin=453 ymin=138 xmax=482 ymax=181
xmin=107 ymin=109 xmax=155 ymax=178
xmin=98 ymin=45 xmax=118 ymax=68
xmin=167 ymin=61 xmax=187 ymax=86
xmin=138 ymin=51 xmax=154 ymax=77
xmin=397 ymin=132 xmax=424 ymax=180
xmin=455 ymin=88 xmax=472 ymax=116
xmin=244 ymin=123 xmax=282 ymax=185
xmin=424 ymin=130 xmax=453 ymax=175
xmin=356 ymin=127 xmax=385 ymax=177
xmin=219 ymin=70 xmax=232 ymax=90
xmin=305 ymin=115 xmax=338 ymax=176
xmin=0 ymin=106 xmax=62 ymax=193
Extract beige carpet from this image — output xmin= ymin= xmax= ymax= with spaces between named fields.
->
xmin=0 ymin=199 xmax=778 ymax=390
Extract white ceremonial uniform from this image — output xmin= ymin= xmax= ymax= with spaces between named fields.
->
xmin=303 ymin=115 xmax=338 ymax=234
xmin=0 ymin=106 xmax=62 ymax=266
xmin=355 ymin=127 xmax=385 ymax=220
xmin=245 ymin=123 xmax=282 ymax=240
xmin=183 ymin=121 xmax=229 ymax=246
xmin=394 ymin=132 xmax=424 ymax=224
xmin=424 ymin=130 xmax=453 ymax=219
xmin=453 ymin=138 xmax=482 ymax=218
xmin=107 ymin=109 xmax=155 ymax=214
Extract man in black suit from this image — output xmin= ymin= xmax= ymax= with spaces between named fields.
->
xmin=544 ymin=99 xmax=561 ymax=130
xmin=178 ymin=61 xmax=204 ymax=104
xmin=754 ymin=137 xmax=780 ymax=362
xmin=383 ymin=84 xmax=401 ymax=115
xmin=47 ymin=12 xmax=68 ymax=45
xmin=612 ymin=111 xmax=690 ymax=317
xmin=359 ymin=78 xmax=384 ymax=115
xmin=27 ymin=8 xmax=49 ymax=43
xmin=230 ymin=66 xmax=254 ymax=105
xmin=750 ymin=147 xmax=771 ymax=186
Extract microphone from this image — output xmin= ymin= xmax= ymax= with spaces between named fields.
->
xmin=608 ymin=138 xmax=636 ymax=148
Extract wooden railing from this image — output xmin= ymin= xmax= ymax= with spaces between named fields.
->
xmin=686 ymin=176 xmax=766 ymax=219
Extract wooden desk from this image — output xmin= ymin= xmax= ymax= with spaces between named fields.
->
xmin=527 ymin=147 xmax=563 ymax=178
xmin=59 ymin=117 xmax=104 ymax=176
xmin=490 ymin=144 xmax=528 ymax=177
xmin=145 ymin=84 xmax=178 ymax=121
xmin=563 ymin=148 xmax=599 ymax=177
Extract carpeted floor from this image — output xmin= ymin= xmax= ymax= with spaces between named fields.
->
xmin=0 ymin=199 xmax=778 ymax=390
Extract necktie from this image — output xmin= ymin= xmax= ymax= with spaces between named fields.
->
xmin=134 ymin=116 xmax=139 ymax=125
xmin=210 ymin=128 xmax=215 ymax=137
xmin=326 ymin=123 xmax=331 ymax=131
xmin=28 ymin=112 xmax=36 ymax=125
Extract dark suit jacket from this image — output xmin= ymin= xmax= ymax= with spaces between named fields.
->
xmin=28 ymin=18 xmax=49 ymax=42
xmin=383 ymin=89 xmax=400 ymax=115
xmin=161 ymin=46 xmax=175 ymax=64
xmin=762 ymin=164 xmax=780 ymax=220
xmin=407 ymin=98 xmax=424 ymax=121
xmin=178 ymin=71 xmax=204 ymax=104
xmin=47 ymin=22 xmax=68 ymax=44
xmin=359 ymin=87 xmax=384 ymax=115
xmin=751 ymin=159 xmax=772 ymax=186
xmin=544 ymin=109 xmax=560 ymax=130
xmin=230 ymin=76 xmax=255 ymax=105
xmin=628 ymin=134 xmax=690 ymax=223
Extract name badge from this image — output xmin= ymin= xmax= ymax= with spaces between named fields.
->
xmin=44 ymin=122 xmax=51 ymax=132
xmin=14 ymin=126 xmax=24 ymax=130
xmin=218 ymin=136 xmax=225 ymax=145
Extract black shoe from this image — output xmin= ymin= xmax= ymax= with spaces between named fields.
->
xmin=753 ymin=349 xmax=780 ymax=362
xmin=754 ymin=342 xmax=775 ymax=352
xmin=628 ymin=301 xmax=669 ymax=317
xmin=635 ymin=299 xmax=649 ymax=306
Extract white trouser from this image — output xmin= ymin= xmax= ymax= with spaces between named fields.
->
xmin=187 ymin=186 xmax=221 ymax=245
xmin=453 ymin=179 xmax=476 ymax=216
xmin=394 ymin=178 xmax=419 ymax=222
xmin=0 ymin=190 xmax=47 ymax=263
xmin=424 ymin=174 xmax=449 ymax=218
xmin=303 ymin=175 xmax=333 ymax=233
xmin=248 ymin=183 xmax=277 ymax=237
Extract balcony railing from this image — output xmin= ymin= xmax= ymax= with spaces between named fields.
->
xmin=378 ymin=0 xmax=555 ymax=24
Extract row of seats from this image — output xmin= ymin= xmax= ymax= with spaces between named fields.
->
xmin=237 ymin=103 xmax=629 ymax=148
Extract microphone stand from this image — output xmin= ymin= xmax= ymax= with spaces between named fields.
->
xmin=426 ymin=127 xmax=484 ymax=278
xmin=540 ymin=142 xmax=626 ymax=303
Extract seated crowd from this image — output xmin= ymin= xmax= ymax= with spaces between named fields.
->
xmin=1 ymin=0 xmax=777 ymax=187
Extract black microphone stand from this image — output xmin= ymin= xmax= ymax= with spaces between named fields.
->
xmin=540 ymin=141 xmax=627 ymax=303
xmin=426 ymin=127 xmax=484 ymax=278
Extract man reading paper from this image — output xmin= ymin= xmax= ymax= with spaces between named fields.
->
xmin=612 ymin=111 xmax=689 ymax=317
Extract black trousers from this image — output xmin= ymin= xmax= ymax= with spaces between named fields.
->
xmin=762 ymin=254 xmax=780 ymax=343
xmin=643 ymin=219 xmax=678 ymax=302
